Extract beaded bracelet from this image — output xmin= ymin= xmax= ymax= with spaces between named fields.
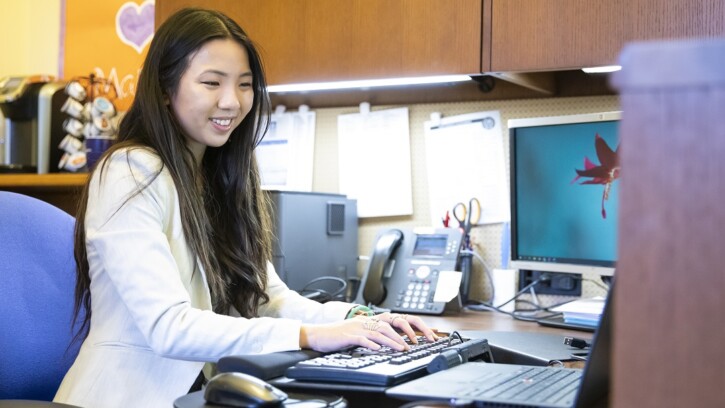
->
xmin=345 ymin=304 xmax=374 ymax=319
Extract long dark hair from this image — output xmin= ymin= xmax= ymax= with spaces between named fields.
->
xmin=72 ymin=8 xmax=273 ymax=340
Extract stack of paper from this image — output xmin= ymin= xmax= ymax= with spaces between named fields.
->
xmin=551 ymin=297 xmax=606 ymax=327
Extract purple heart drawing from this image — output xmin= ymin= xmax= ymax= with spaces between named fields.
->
xmin=115 ymin=0 xmax=155 ymax=54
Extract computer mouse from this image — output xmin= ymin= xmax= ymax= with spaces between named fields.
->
xmin=204 ymin=372 xmax=288 ymax=407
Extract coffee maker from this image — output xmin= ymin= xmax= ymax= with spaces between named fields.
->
xmin=0 ymin=76 xmax=66 ymax=173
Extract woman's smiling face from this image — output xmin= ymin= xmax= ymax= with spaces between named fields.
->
xmin=169 ymin=38 xmax=254 ymax=161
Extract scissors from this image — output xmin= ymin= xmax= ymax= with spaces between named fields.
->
xmin=452 ymin=198 xmax=481 ymax=245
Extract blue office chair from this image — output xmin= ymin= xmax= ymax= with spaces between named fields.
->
xmin=0 ymin=191 xmax=83 ymax=407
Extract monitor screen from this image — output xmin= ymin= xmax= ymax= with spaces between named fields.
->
xmin=508 ymin=111 xmax=620 ymax=276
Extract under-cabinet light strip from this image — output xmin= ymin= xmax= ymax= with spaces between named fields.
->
xmin=582 ymin=65 xmax=622 ymax=74
xmin=266 ymin=74 xmax=472 ymax=93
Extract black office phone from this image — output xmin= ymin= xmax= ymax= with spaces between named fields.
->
xmin=355 ymin=228 xmax=463 ymax=315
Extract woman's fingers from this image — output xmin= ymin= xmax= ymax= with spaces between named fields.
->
xmin=304 ymin=314 xmax=440 ymax=353
xmin=353 ymin=335 xmax=383 ymax=351
xmin=358 ymin=317 xmax=409 ymax=351
xmin=378 ymin=313 xmax=440 ymax=343
xmin=402 ymin=314 xmax=440 ymax=342
xmin=386 ymin=314 xmax=418 ymax=342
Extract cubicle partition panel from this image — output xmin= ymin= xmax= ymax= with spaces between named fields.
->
xmin=612 ymin=39 xmax=725 ymax=407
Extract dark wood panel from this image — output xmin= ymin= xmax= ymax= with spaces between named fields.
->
xmin=481 ymin=0 xmax=493 ymax=72
xmin=0 ymin=174 xmax=86 ymax=216
xmin=612 ymin=38 xmax=725 ymax=407
xmin=156 ymin=0 xmax=483 ymax=84
xmin=491 ymin=0 xmax=725 ymax=72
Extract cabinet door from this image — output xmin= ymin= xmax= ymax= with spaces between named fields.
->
xmin=156 ymin=0 xmax=483 ymax=85
xmin=491 ymin=0 xmax=725 ymax=72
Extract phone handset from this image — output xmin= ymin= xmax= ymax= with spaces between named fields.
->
xmin=362 ymin=229 xmax=404 ymax=305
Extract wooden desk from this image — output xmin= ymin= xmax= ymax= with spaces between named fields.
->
xmin=421 ymin=309 xmax=591 ymax=337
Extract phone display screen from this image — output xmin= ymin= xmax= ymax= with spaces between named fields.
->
xmin=412 ymin=234 xmax=448 ymax=257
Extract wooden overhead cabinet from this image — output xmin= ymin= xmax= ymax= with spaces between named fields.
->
xmin=490 ymin=0 xmax=725 ymax=72
xmin=157 ymin=0 xmax=725 ymax=83
xmin=155 ymin=0 xmax=484 ymax=85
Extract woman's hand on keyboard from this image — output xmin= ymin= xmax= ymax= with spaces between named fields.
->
xmin=376 ymin=312 xmax=439 ymax=344
xmin=299 ymin=314 xmax=439 ymax=353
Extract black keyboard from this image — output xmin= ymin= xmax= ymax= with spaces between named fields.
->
xmin=285 ymin=336 xmax=489 ymax=386
xmin=465 ymin=366 xmax=582 ymax=405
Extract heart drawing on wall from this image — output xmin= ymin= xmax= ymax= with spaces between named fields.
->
xmin=115 ymin=0 xmax=155 ymax=54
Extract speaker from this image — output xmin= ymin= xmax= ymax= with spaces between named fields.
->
xmin=327 ymin=202 xmax=345 ymax=235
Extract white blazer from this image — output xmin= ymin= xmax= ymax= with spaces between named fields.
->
xmin=54 ymin=148 xmax=352 ymax=408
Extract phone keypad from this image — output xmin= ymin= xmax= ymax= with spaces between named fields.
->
xmin=395 ymin=272 xmax=438 ymax=311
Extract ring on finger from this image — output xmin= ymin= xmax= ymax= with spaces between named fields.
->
xmin=363 ymin=319 xmax=381 ymax=331
xmin=389 ymin=315 xmax=402 ymax=325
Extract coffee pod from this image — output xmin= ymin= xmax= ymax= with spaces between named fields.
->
xmin=93 ymin=116 xmax=115 ymax=135
xmin=58 ymin=134 xmax=83 ymax=154
xmin=91 ymin=96 xmax=116 ymax=119
xmin=61 ymin=97 xmax=84 ymax=119
xmin=81 ymin=101 xmax=93 ymax=121
xmin=65 ymin=81 xmax=87 ymax=101
xmin=58 ymin=151 xmax=87 ymax=172
xmin=63 ymin=117 xmax=84 ymax=137
xmin=83 ymin=122 xmax=100 ymax=138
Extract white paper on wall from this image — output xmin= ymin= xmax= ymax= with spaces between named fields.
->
xmin=257 ymin=106 xmax=316 ymax=191
xmin=337 ymin=106 xmax=413 ymax=218
xmin=424 ymin=110 xmax=509 ymax=227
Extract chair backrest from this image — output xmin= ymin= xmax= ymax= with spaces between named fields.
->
xmin=0 ymin=191 xmax=83 ymax=401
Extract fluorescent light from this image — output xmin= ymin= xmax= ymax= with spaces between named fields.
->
xmin=267 ymin=74 xmax=472 ymax=93
xmin=582 ymin=65 xmax=622 ymax=74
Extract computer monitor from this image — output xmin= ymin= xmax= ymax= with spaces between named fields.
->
xmin=508 ymin=111 xmax=620 ymax=277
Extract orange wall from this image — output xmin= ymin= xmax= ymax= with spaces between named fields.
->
xmin=0 ymin=1 xmax=61 ymax=79
xmin=64 ymin=0 xmax=154 ymax=111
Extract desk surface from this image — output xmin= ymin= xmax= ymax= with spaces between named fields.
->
xmin=421 ymin=309 xmax=591 ymax=337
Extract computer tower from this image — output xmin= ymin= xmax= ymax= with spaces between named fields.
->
xmin=267 ymin=190 xmax=358 ymax=298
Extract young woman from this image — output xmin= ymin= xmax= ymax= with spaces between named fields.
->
xmin=54 ymin=7 xmax=436 ymax=408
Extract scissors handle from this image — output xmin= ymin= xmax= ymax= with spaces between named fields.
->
xmin=467 ymin=198 xmax=481 ymax=225
xmin=452 ymin=202 xmax=467 ymax=226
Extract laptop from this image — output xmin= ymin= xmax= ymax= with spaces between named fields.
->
xmin=386 ymin=285 xmax=612 ymax=407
